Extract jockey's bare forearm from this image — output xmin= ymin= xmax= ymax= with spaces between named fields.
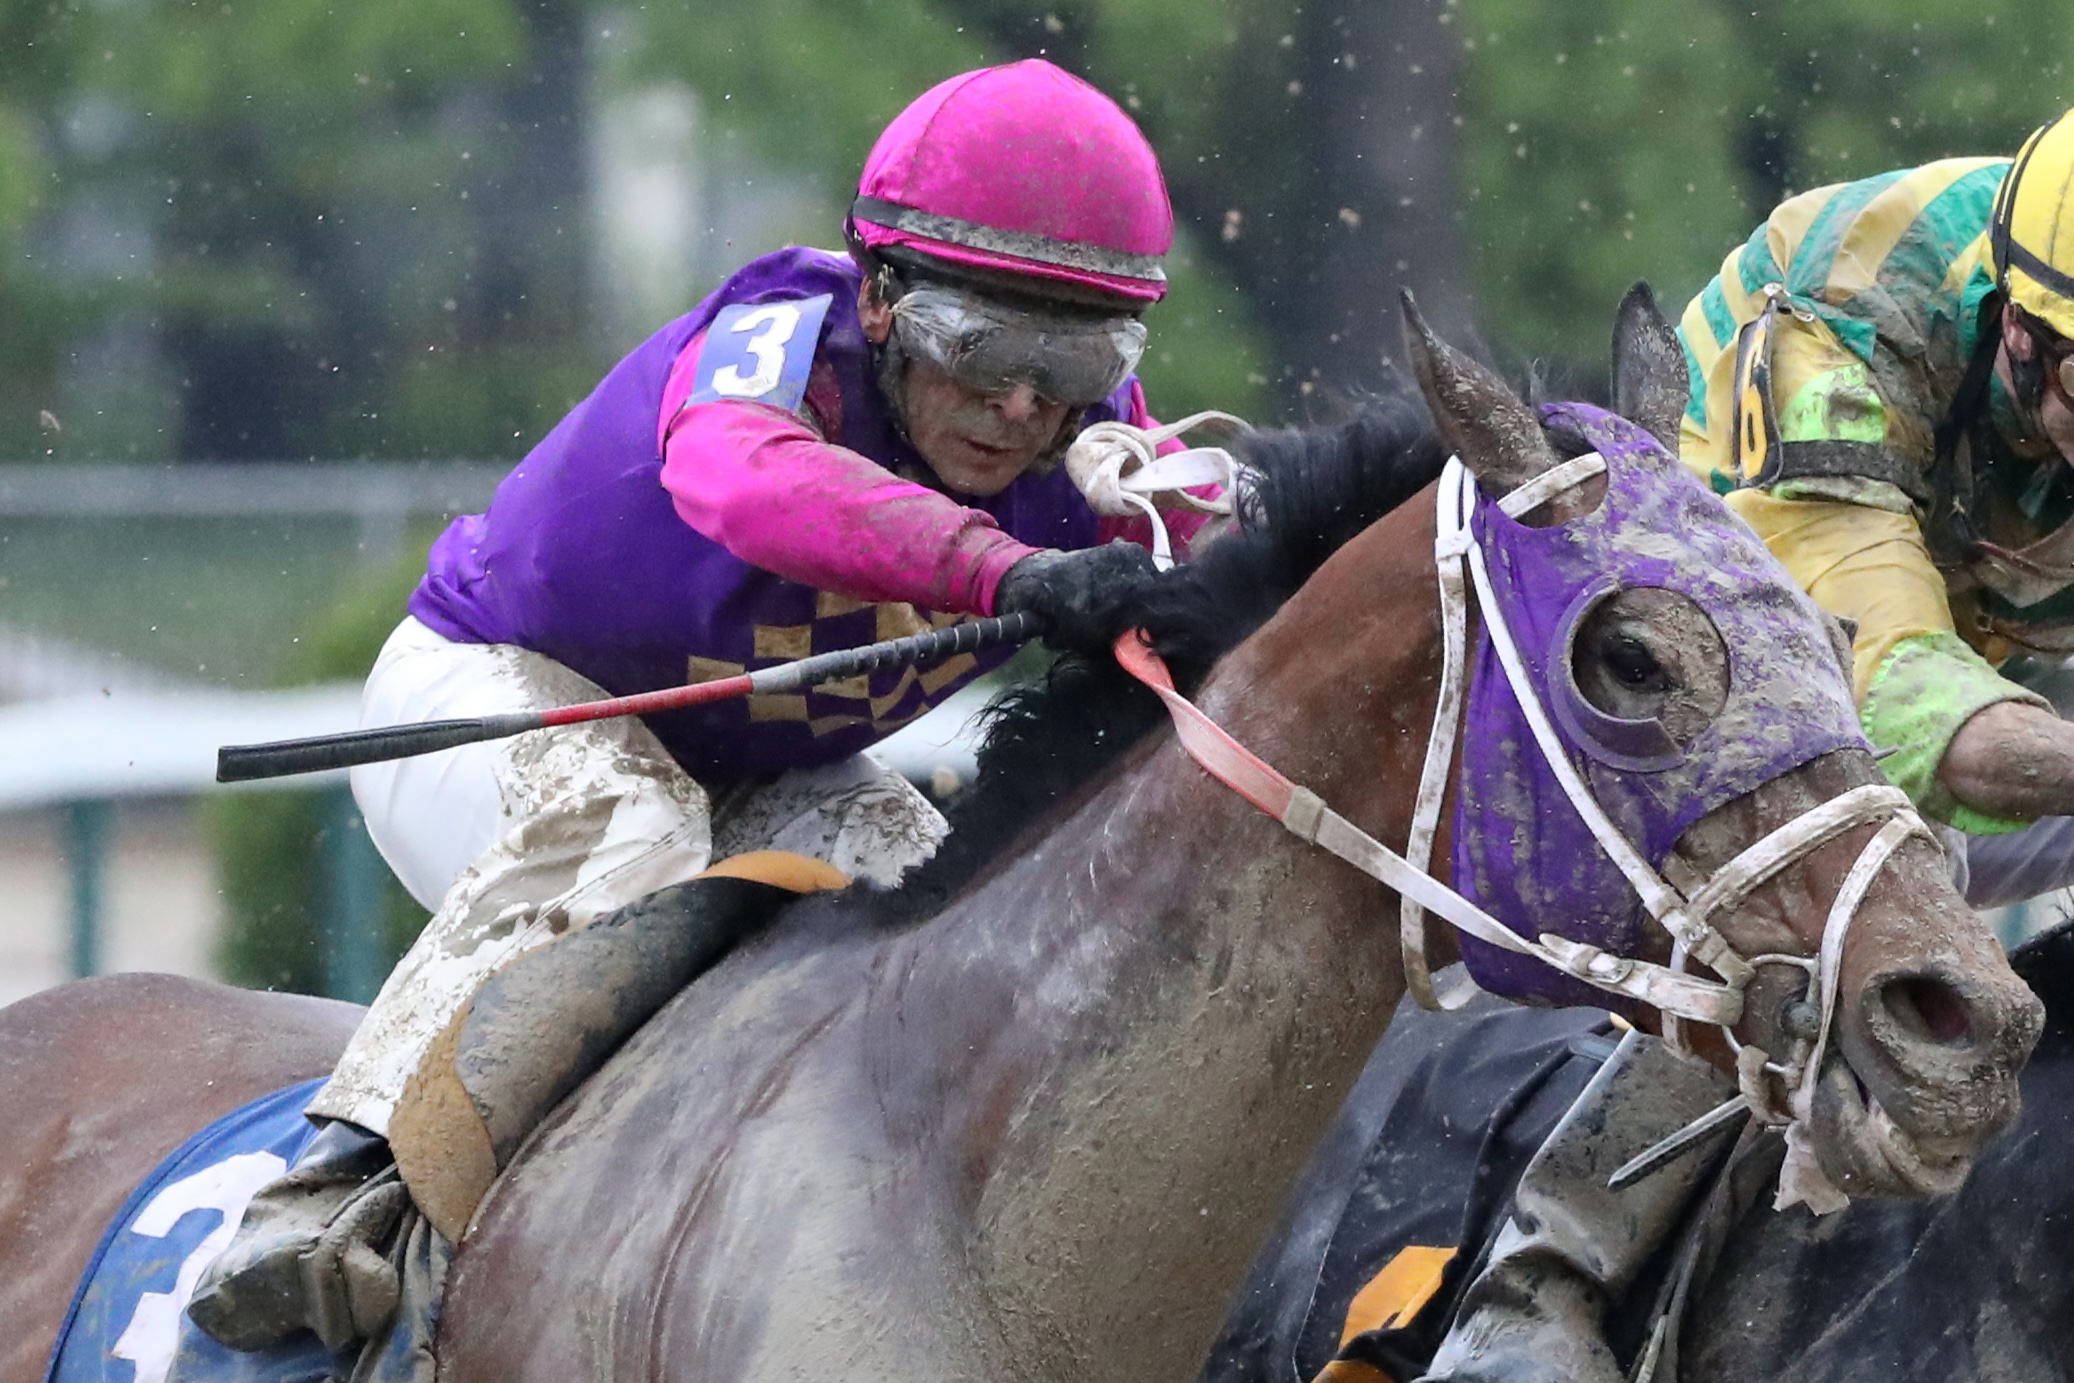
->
xmin=1941 ymin=700 xmax=2074 ymax=819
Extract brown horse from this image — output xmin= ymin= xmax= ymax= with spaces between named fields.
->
xmin=0 ymin=976 xmax=360 ymax=1381
xmin=0 ymin=303 xmax=2043 ymax=1382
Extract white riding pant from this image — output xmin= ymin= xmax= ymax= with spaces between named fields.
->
xmin=309 ymin=616 xmax=949 ymax=1135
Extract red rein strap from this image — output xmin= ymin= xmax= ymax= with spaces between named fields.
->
xmin=1112 ymin=632 xmax=1303 ymax=822
xmin=534 ymin=675 xmax=754 ymax=728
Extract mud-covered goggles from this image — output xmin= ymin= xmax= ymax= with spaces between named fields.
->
xmin=889 ymin=285 xmax=1148 ymax=407
xmin=2016 ymin=305 xmax=2074 ymax=409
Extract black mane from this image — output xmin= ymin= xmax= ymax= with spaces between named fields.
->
xmin=880 ymin=395 xmax=1449 ymax=918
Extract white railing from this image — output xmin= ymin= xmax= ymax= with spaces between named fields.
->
xmin=0 ymin=460 xmax=508 ymax=555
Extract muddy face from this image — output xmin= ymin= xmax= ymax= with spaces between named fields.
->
xmin=1672 ymin=753 xmax=2042 ymax=1197
xmin=1574 ymin=593 xmax=2041 ymax=1196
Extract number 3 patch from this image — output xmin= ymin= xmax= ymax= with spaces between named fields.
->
xmin=689 ymin=294 xmax=832 ymax=412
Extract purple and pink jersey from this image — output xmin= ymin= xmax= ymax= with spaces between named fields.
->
xmin=409 ymin=247 xmax=1205 ymax=781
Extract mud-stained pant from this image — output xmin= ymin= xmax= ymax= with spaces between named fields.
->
xmin=309 ymin=616 xmax=948 ymax=1136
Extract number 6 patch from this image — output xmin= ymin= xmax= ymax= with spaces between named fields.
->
xmin=689 ymin=294 xmax=833 ymax=412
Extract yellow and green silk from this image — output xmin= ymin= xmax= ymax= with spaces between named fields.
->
xmin=1677 ymin=157 xmax=2047 ymax=833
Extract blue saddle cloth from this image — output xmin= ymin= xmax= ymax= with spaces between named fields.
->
xmin=46 ymin=1079 xmax=336 ymax=1383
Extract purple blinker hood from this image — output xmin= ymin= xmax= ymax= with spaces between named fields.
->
xmin=1450 ymin=403 xmax=1867 ymax=1009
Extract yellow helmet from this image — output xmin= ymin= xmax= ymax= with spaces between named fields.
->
xmin=1992 ymin=107 xmax=2074 ymax=338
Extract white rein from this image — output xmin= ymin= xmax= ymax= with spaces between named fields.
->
xmin=1065 ymin=411 xmax=1249 ymax=570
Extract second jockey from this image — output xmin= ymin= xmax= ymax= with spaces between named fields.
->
xmin=1677 ymin=107 xmax=2074 ymax=885
xmin=184 ymin=59 xmax=1218 ymax=1366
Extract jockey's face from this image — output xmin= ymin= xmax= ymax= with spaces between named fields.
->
xmin=896 ymin=358 xmax=1073 ymax=497
xmin=858 ymin=283 xmax=1073 ymax=497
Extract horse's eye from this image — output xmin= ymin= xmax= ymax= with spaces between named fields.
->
xmin=1604 ymin=636 xmax=1666 ymax=690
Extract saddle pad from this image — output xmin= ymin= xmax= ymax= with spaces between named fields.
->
xmin=46 ymin=1079 xmax=335 ymax=1383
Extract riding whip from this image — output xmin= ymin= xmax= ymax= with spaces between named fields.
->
xmin=215 ymin=611 xmax=1046 ymax=783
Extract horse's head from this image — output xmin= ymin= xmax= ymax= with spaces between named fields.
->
xmin=1401 ymin=288 xmax=2042 ymax=1204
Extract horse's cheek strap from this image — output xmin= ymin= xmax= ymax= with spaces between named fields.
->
xmin=1398 ymin=459 xmax=1477 ymax=1012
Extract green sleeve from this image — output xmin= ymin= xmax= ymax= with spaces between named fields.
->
xmin=1859 ymin=632 xmax=2049 ymax=835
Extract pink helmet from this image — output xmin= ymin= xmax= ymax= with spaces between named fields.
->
xmin=851 ymin=60 xmax=1173 ymax=305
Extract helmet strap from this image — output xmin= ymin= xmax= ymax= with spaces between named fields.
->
xmin=1032 ymin=410 xmax=1086 ymax=475
xmin=843 ymin=217 xmax=885 ymax=282
xmin=849 ymin=233 xmax=916 ymax=442
xmin=871 ymin=263 xmax=905 ymax=314
xmin=2011 ymin=345 xmax=2050 ymax=425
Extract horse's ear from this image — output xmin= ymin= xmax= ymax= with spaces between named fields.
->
xmin=1400 ymin=290 xmax=1558 ymax=493
xmin=1611 ymin=282 xmax=1689 ymax=452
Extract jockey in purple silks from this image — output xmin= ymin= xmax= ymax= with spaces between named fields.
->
xmin=181 ymin=60 xmax=1224 ymax=1367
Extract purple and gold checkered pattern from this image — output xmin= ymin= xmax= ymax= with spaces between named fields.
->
xmin=687 ymin=590 xmax=981 ymax=740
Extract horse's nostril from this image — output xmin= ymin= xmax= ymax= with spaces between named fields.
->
xmin=1882 ymin=975 xmax=1975 ymax=1046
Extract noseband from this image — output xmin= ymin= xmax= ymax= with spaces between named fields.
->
xmin=1118 ymin=453 xmax=1932 ymax=1212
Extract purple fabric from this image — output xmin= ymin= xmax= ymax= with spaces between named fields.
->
xmin=1451 ymin=403 xmax=1868 ymax=1008
xmin=408 ymin=247 xmax=1142 ymax=781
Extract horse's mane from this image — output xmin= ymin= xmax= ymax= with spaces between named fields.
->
xmin=879 ymin=394 xmax=1449 ymax=919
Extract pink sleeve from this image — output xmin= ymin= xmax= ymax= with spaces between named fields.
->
xmin=1093 ymin=380 xmax=1224 ymax=557
xmin=661 ymin=398 xmax=1041 ymax=615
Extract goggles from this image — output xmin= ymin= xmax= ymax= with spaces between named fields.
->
xmin=2015 ymin=306 xmax=2074 ymax=409
xmin=889 ymin=285 xmax=1148 ymax=408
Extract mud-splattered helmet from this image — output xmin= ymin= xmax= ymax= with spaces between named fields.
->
xmin=849 ymin=60 xmax=1173 ymax=308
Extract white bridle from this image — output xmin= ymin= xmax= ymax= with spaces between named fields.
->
xmin=1065 ymin=411 xmax=1248 ymax=569
xmin=1117 ymin=454 xmax=1933 ymax=1212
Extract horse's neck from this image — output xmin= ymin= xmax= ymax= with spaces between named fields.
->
xmin=905 ymin=501 xmax=1446 ymax=1380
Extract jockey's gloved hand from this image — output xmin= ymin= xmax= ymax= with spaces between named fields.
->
xmin=995 ymin=541 xmax=1162 ymax=655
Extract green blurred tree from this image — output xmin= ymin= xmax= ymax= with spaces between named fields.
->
xmin=950 ymin=0 xmax=1476 ymax=403
xmin=14 ymin=0 xmax=2074 ymax=460
xmin=1453 ymin=0 xmax=2074 ymax=378
xmin=8 ymin=0 xmax=606 ymax=463
xmin=0 ymin=0 xmax=69 ymax=456
xmin=629 ymin=0 xmax=1275 ymax=419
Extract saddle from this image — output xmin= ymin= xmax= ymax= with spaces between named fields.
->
xmin=46 ymin=1082 xmax=336 ymax=1383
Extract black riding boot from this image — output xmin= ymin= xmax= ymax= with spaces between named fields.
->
xmin=185 ymin=1121 xmax=408 ymax=1352
xmin=1418 ymin=1031 xmax=1736 ymax=1383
